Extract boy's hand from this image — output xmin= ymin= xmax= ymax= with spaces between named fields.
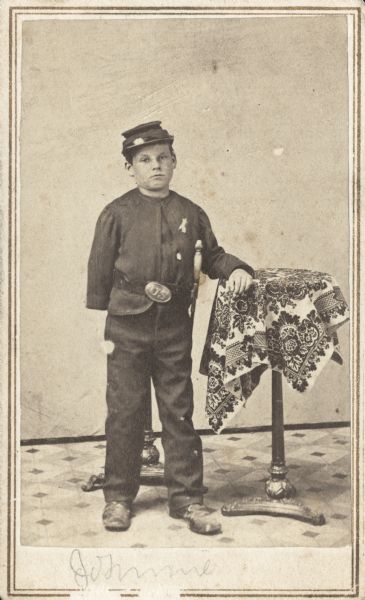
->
xmin=228 ymin=269 xmax=253 ymax=294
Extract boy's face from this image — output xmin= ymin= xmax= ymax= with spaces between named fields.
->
xmin=126 ymin=143 xmax=176 ymax=197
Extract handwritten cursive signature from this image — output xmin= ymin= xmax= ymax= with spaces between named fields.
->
xmin=69 ymin=548 xmax=216 ymax=590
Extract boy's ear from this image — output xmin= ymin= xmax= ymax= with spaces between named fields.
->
xmin=125 ymin=161 xmax=134 ymax=177
xmin=172 ymin=151 xmax=177 ymax=169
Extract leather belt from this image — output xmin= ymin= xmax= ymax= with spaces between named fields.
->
xmin=113 ymin=272 xmax=192 ymax=303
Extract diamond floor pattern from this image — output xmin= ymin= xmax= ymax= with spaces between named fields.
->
xmin=21 ymin=427 xmax=351 ymax=548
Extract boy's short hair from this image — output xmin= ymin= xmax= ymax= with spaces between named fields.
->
xmin=121 ymin=121 xmax=174 ymax=163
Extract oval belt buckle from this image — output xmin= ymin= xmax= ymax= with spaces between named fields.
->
xmin=144 ymin=281 xmax=172 ymax=303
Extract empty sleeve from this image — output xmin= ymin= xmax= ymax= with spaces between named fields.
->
xmin=86 ymin=207 xmax=120 ymax=310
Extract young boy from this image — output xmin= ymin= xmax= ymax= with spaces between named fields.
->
xmin=87 ymin=121 xmax=254 ymax=535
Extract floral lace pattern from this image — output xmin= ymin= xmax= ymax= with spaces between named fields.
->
xmin=200 ymin=268 xmax=349 ymax=433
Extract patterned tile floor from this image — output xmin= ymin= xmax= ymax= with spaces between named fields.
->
xmin=21 ymin=427 xmax=351 ymax=548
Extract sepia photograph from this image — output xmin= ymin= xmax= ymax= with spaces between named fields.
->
xmin=1 ymin=0 xmax=363 ymax=597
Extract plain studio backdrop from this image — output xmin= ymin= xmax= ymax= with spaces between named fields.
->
xmin=20 ymin=15 xmax=350 ymax=440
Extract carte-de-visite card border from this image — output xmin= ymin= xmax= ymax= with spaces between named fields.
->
xmin=3 ymin=2 xmax=362 ymax=598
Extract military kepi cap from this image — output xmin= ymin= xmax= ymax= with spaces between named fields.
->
xmin=122 ymin=121 xmax=174 ymax=158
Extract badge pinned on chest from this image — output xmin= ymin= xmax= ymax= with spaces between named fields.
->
xmin=178 ymin=218 xmax=188 ymax=234
xmin=145 ymin=281 xmax=172 ymax=303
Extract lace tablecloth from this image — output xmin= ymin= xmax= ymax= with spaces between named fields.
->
xmin=200 ymin=268 xmax=349 ymax=433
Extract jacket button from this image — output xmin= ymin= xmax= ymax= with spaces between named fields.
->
xmin=176 ymin=252 xmax=182 ymax=261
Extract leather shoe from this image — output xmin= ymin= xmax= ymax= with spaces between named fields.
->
xmin=170 ymin=503 xmax=222 ymax=535
xmin=102 ymin=501 xmax=131 ymax=531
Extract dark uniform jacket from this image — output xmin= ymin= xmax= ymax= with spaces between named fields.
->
xmin=87 ymin=187 xmax=254 ymax=316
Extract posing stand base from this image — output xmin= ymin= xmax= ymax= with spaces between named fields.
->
xmin=82 ymin=394 xmax=164 ymax=492
xmin=222 ymin=371 xmax=325 ymax=526
xmin=82 ymin=428 xmax=164 ymax=492
xmin=139 ymin=428 xmax=164 ymax=485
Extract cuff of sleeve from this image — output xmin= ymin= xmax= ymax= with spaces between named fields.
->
xmin=86 ymin=294 xmax=109 ymax=310
xmin=230 ymin=263 xmax=255 ymax=279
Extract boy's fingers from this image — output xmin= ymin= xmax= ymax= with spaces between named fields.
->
xmin=244 ymin=275 xmax=253 ymax=290
xmin=228 ymin=271 xmax=254 ymax=294
xmin=229 ymin=275 xmax=241 ymax=294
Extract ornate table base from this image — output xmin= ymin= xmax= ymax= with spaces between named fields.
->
xmin=222 ymin=371 xmax=326 ymax=526
xmin=222 ymin=498 xmax=325 ymax=526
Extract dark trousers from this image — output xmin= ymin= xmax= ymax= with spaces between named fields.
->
xmin=103 ymin=300 xmax=205 ymax=510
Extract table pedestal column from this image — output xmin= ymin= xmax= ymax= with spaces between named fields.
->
xmin=222 ymin=372 xmax=325 ymax=526
xmin=266 ymin=371 xmax=296 ymax=499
